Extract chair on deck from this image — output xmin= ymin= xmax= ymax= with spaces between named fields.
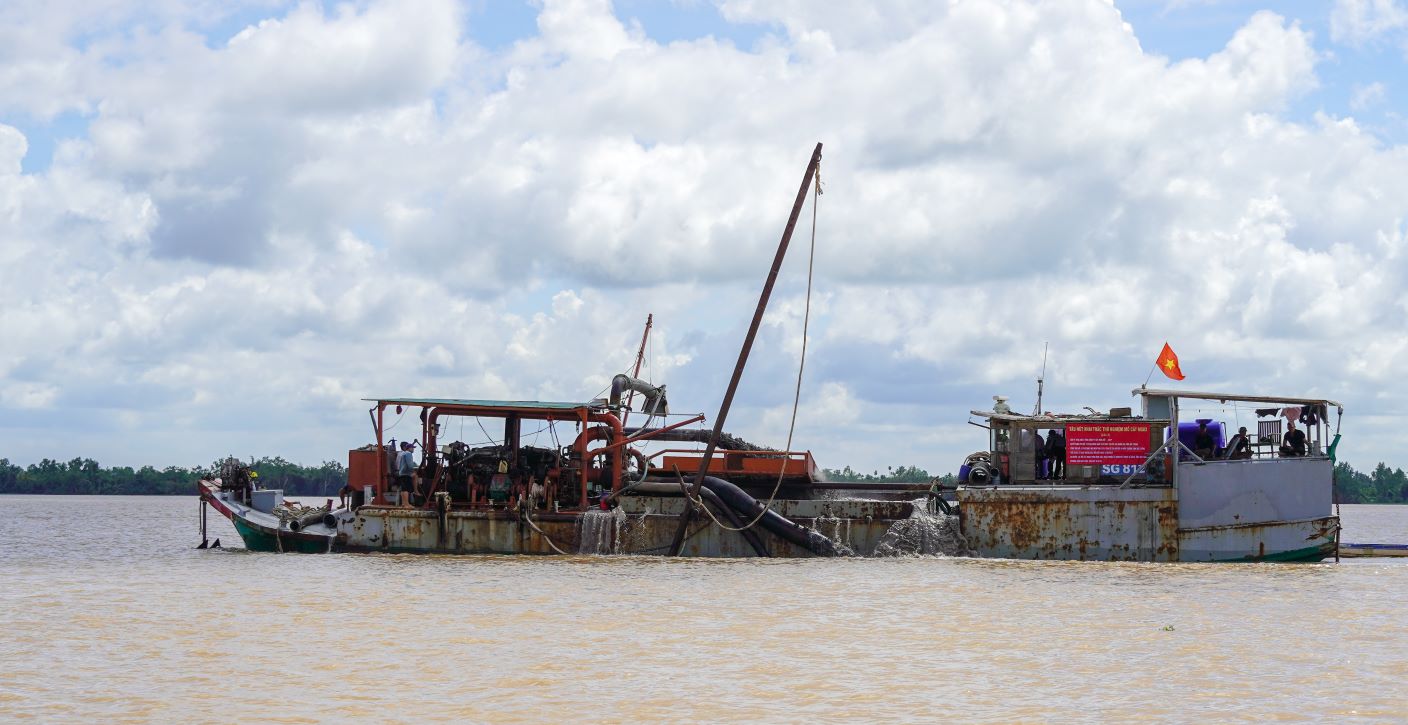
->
xmin=1256 ymin=420 xmax=1282 ymax=458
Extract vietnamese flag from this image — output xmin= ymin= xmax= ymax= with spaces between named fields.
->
xmin=1156 ymin=342 xmax=1185 ymax=381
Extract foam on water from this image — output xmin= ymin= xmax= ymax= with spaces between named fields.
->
xmin=812 ymin=512 xmax=856 ymax=554
xmin=872 ymin=499 xmax=972 ymax=557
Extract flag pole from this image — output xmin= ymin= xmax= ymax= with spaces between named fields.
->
xmin=1143 ymin=363 xmax=1157 ymax=387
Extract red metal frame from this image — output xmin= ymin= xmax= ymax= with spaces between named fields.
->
xmin=372 ymin=400 xmax=625 ymax=510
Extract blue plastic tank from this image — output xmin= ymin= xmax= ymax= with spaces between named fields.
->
xmin=1175 ymin=419 xmax=1226 ymax=456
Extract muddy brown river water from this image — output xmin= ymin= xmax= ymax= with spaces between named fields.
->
xmin=2 ymin=496 xmax=1406 ymax=722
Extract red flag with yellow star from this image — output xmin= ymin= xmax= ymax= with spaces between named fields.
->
xmin=1156 ymin=342 xmax=1184 ymax=381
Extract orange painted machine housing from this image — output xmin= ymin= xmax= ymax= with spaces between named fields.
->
xmin=347 ymin=448 xmax=380 ymax=492
xmin=653 ymin=449 xmax=819 ymax=483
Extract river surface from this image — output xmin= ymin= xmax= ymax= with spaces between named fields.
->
xmin=2 ymin=496 xmax=1406 ymax=723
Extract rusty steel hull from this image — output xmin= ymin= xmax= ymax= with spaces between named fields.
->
xmin=1178 ymin=516 xmax=1338 ymax=562
xmin=956 ymin=483 xmax=1338 ymax=562
xmin=958 ymin=486 xmax=1179 ymax=561
xmin=336 ymin=497 xmax=919 ymax=557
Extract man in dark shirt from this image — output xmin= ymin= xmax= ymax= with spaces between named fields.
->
xmin=1034 ymin=430 xmax=1049 ymax=480
xmin=1046 ymin=429 xmax=1066 ymax=479
xmin=1281 ymin=421 xmax=1307 ymax=457
xmin=1225 ymin=426 xmax=1252 ymax=460
xmin=1192 ymin=421 xmax=1215 ymax=460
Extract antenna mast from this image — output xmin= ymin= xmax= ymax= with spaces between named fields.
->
xmin=1033 ymin=342 xmax=1048 ymax=416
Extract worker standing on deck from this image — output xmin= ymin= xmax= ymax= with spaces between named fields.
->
xmin=1035 ymin=430 xmax=1049 ymax=480
xmin=396 ymin=442 xmax=416 ymax=505
xmin=1046 ymin=428 xmax=1065 ymax=479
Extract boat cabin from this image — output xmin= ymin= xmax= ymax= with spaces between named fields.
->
xmin=967 ymin=409 xmax=1170 ymax=486
xmin=965 ymin=388 xmax=1341 ymax=488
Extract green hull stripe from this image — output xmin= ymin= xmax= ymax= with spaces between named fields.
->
xmin=1208 ymin=542 xmax=1334 ymax=563
xmin=231 ymin=517 xmax=329 ymax=554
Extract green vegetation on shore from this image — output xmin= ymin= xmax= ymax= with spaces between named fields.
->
xmin=1 ymin=457 xmax=1405 ymax=504
xmin=822 ymin=465 xmax=956 ymax=485
xmin=1335 ymin=462 xmax=1408 ymax=504
xmin=0 ymin=457 xmax=346 ymax=498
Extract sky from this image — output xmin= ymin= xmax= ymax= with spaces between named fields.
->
xmin=2 ymin=0 xmax=1408 ymax=475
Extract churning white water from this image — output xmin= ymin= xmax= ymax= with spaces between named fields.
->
xmin=872 ymin=499 xmax=972 ymax=557
xmin=811 ymin=511 xmax=857 ymax=555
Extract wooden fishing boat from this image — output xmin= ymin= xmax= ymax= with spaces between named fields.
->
xmin=199 ymin=468 xmax=341 ymax=553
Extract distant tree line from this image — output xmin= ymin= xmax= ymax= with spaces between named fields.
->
xmin=1335 ymin=462 xmax=1408 ymax=504
xmin=0 ymin=457 xmax=346 ymax=497
xmin=1 ymin=456 xmax=1404 ymax=503
xmin=823 ymin=465 xmax=957 ymax=486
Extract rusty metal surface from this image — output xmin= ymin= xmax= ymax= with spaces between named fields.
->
xmin=957 ymin=486 xmax=1179 ymax=561
xmin=338 ymin=495 xmax=914 ymax=557
xmin=344 ymin=508 xmax=584 ymax=555
xmin=957 ymin=483 xmax=1338 ymax=562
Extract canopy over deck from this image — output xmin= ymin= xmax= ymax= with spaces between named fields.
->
xmin=365 ymin=398 xmax=598 ymax=412
xmin=969 ymin=411 xmax=1145 ymax=423
xmin=1131 ymin=388 xmax=1342 ymax=408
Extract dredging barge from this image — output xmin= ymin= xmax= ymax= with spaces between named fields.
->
xmin=198 ymin=386 xmax=1343 ymax=561
xmin=198 ymin=393 xmax=953 ymax=557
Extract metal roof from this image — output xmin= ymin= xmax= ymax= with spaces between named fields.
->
xmin=364 ymin=398 xmax=597 ymax=410
xmin=1132 ymin=388 xmax=1342 ymax=408
xmin=970 ymin=411 xmax=1165 ymax=423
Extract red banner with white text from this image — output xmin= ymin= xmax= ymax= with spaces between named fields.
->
xmin=1065 ymin=423 xmax=1151 ymax=466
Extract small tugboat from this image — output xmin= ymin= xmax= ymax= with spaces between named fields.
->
xmin=954 ymin=387 xmax=1342 ymax=562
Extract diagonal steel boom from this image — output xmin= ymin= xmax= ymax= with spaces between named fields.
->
xmin=666 ymin=142 xmax=823 ymax=556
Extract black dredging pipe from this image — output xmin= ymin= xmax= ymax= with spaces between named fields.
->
xmin=639 ymin=476 xmax=843 ymax=557
xmin=700 ymin=476 xmax=843 ymax=557
xmin=621 ymin=427 xmax=766 ymax=451
xmin=697 ymin=486 xmax=770 ymax=558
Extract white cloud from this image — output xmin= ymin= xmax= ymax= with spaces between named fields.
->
xmin=0 ymin=125 xmax=26 ymax=176
xmin=1 ymin=382 xmax=58 ymax=409
xmin=1331 ymin=0 xmax=1408 ymax=46
xmin=0 ymin=1 xmax=1407 ymax=475
xmin=1350 ymin=81 xmax=1388 ymax=110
